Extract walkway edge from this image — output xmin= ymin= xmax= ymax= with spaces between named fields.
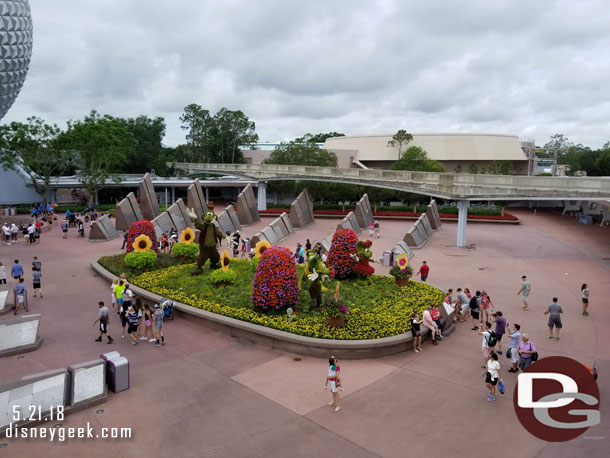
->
xmin=90 ymin=260 xmax=444 ymax=359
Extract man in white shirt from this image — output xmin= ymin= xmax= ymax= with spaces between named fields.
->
xmin=10 ymin=223 xmax=19 ymax=243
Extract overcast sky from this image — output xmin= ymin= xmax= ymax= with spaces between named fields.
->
xmin=5 ymin=0 xmax=610 ymax=148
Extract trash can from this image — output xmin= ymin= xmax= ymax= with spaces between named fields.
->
xmin=100 ymin=352 xmax=130 ymax=393
xmin=383 ymin=251 xmax=393 ymax=267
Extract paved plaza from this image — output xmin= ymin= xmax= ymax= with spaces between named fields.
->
xmin=1 ymin=209 xmax=608 ymax=458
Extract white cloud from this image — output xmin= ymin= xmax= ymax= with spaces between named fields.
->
xmin=4 ymin=0 xmax=610 ymax=148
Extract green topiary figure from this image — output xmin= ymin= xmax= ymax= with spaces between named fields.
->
xmin=187 ymin=202 xmax=224 ymax=274
xmin=353 ymin=240 xmax=375 ymax=277
xmin=299 ymin=250 xmax=330 ymax=308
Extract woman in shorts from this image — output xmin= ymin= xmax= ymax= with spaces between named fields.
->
xmin=324 ymin=356 xmax=341 ymax=412
xmin=411 ymin=312 xmax=423 ymax=352
xmin=484 ymin=352 xmax=502 ymax=402
xmin=480 ymin=291 xmax=493 ymax=324
xmin=141 ymin=304 xmax=155 ymax=342
xmin=127 ymin=303 xmax=140 ymax=345
xmin=581 ymin=284 xmax=590 ymax=316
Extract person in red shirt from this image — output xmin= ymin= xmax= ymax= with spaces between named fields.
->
xmin=417 ymin=261 xmax=430 ymax=281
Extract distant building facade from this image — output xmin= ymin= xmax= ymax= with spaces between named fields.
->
xmin=241 ymin=134 xmax=530 ymax=174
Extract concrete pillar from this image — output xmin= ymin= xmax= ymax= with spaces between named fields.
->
xmin=457 ymin=200 xmax=469 ymax=247
xmin=205 ymin=187 xmax=209 ymax=203
xmin=94 ymin=191 xmax=99 ymax=205
xmin=171 ymin=187 xmax=175 ymax=204
xmin=165 ymin=188 xmax=168 ymax=210
xmin=257 ymin=181 xmax=267 ymax=211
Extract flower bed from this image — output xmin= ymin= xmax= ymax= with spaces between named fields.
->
xmin=259 ymin=208 xmax=518 ymax=221
xmin=102 ymin=256 xmax=444 ymax=340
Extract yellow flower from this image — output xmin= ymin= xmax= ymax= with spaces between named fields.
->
xmin=133 ymin=234 xmax=152 ymax=252
xmin=181 ymin=227 xmax=195 ymax=244
xmin=253 ymin=240 xmax=271 ymax=257
xmin=221 ymin=250 xmax=231 ymax=271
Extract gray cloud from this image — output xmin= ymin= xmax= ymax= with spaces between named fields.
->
xmin=4 ymin=0 xmax=610 ymax=149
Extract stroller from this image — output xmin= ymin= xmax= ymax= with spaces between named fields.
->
xmin=160 ymin=298 xmax=175 ymax=321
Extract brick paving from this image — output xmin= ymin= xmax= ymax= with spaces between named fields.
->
xmin=0 ymin=209 xmax=608 ymax=457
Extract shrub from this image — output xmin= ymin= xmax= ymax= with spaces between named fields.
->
xmin=327 ymin=229 xmax=358 ymax=279
xmin=126 ymin=220 xmax=158 ymax=253
xmin=251 ymin=246 xmax=299 ymax=310
xmin=172 ymin=242 xmax=199 ymax=258
xmin=210 ymin=268 xmax=237 ymax=285
xmin=389 ymin=265 xmax=413 ymax=279
xmin=125 ymin=250 xmax=157 ymax=269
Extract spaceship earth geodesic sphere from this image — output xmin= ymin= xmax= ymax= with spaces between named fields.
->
xmin=0 ymin=0 xmax=33 ymax=121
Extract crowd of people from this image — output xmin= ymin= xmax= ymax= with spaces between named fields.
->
xmin=98 ymin=277 xmax=167 ymax=347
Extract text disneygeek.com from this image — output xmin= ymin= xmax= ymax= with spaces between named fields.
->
xmin=5 ymin=422 xmax=132 ymax=442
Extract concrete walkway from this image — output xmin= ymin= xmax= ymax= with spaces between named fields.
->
xmin=0 ymin=209 xmax=608 ymax=457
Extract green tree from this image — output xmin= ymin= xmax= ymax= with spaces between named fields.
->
xmin=387 ymin=129 xmax=413 ymax=160
xmin=390 ymin=146 xmax=445 ymax=172
xmin=60 ymin=111 xmax=135 ymax=200
xmin=210 ymin=108 xmax=258 ymax=164
xmin=468 ymin=164 xmax=479 ymax=174
xmin=0 ymin=116 xmax=70 ymax=206
xmin=544 ymin=133 xmax=573 ymax=154
xmin=488 ymin=161 xmax=513 ymax=175
xmin=264 ymin=142 xmax=338 ymax=167
xmin=120 ymin=115 xmax=167 ymax=174
xmin=594 ymin=147 xmax=610 ymax=176
xmin=179 ymin=103 xmax=213 ymax=163
xmin=294 ymin=132 xmax=345 ymax=143
xmin=454 ymin=163 xmax=463 ymax=173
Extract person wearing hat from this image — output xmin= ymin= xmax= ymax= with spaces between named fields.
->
xmin=187 ymin=201 xmax=224 ymax=273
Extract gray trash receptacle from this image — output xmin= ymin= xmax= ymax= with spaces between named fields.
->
xmin=100 ymin=351 xmax=120 ymax=362
xmin=100 ymin=351 xmax=129 ymax=393
xmin=106 ymin=356 xmax=130 ymax=393
xmin=383 ymin=251 xmax=393 ymax=267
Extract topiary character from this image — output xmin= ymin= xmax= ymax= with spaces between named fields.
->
xmin=327 ymin=228 xmax=358 ymax=279
xmin=299 ymin=250 xmax=330 ymax=308
xmin=251 ymin=246 xmax=299 ymax=310
xmin=187 ymin=201 xmax=224 ymax=274
xmin=352 ymin=240 xmax=375 ymax=277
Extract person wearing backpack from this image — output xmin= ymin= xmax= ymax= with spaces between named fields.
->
xmin=469 ymin=291 xmax=482 ymax=330
xmin=478 ymin=321 xmax=497 ymax=368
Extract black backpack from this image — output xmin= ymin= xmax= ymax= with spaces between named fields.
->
xmin=486 ymin=331 xmax=498 ymax=347
xmin=32 ymin=261 xmax=41 ymax=272
xmin=469 ymin=296 xmax=479 ymax=310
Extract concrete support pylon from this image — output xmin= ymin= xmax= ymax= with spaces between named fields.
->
xmin=257 ymin=181 xmax=267 ymax=211
xmin=457 ymin=200 xmax=469 ymax=247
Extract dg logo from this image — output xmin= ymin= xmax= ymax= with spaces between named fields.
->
xmin=514 ymin=356 xmax=600 ymax=441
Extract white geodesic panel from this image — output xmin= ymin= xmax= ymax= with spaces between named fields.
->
xmin=0 ymin=0 xmax=32 ymax=121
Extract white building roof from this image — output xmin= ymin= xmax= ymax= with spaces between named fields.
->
xmin=324 ymin=133 xmax=527 ymax=162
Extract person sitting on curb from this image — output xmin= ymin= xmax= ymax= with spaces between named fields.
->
xmin=422 ymin=305 xmax=440 ymax=345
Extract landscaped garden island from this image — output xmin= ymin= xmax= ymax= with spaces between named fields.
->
xmin=94 ymin=212 xmax=447 ymax=357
